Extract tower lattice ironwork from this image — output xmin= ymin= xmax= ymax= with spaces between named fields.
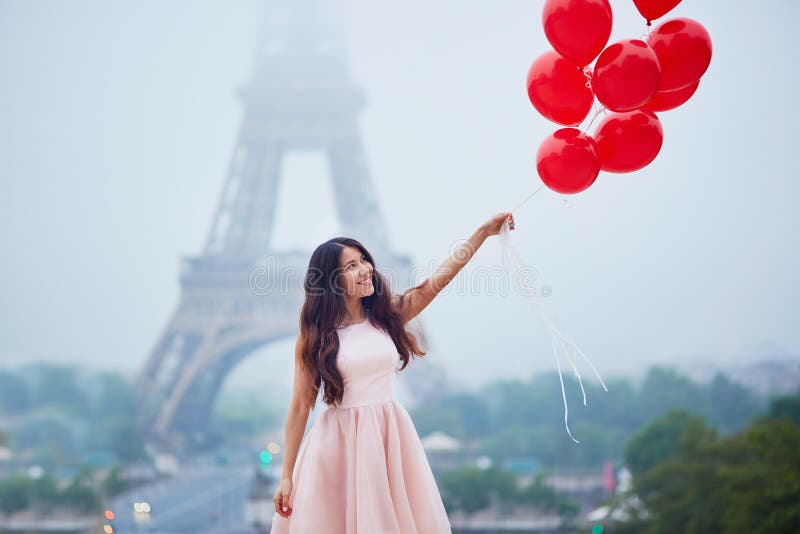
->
xmin=135 ymin=0 xmax=449 ymax=446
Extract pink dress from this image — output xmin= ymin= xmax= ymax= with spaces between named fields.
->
xmin=270 ymin=316 xmax=452 ymax=534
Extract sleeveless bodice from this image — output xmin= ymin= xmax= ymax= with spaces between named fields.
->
xmin=334 ymin=316 xmax=400 ymax=408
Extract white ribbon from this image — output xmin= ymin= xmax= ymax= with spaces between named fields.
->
xmin=498 ymin=208 xmax=608 ymax=444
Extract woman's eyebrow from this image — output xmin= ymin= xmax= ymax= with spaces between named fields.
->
xmin=345 ymin=254 xmax=366 ymax=266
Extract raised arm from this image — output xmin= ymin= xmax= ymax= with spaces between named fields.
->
xmin=394 ymin=212 xmax=515 ymax=323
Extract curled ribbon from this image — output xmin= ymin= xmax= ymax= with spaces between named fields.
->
xmin=498 ymin=207 xmax=608 ymax=444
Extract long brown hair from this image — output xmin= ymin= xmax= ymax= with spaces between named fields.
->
xmin=298 ymin=237 xmax=426 ymax=410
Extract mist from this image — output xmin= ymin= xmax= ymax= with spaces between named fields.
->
xmin=1 ymin=0 xmax=797 ymax=395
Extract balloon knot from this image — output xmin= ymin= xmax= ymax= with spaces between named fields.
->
xmin=646 ymin=20 xmax=652 ymax=27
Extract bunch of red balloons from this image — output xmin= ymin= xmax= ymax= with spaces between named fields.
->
xmin=527 ymin=0 xmax=712 ymax=194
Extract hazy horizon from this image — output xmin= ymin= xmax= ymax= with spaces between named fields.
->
xmin=1 ymin=1 xmax=797 ymax=395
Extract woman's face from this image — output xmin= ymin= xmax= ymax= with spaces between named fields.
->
xmin=339 ymin=246 xmax=374 ymax=298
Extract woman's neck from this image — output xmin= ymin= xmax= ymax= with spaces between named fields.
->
xmin=343 ymin=299 xmax=366 ymax=324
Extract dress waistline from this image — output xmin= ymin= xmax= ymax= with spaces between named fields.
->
xmin=331 ymin=397 xmax=399 ymax=410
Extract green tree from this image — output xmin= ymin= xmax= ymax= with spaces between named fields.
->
xmin=30 ymin=475 xmax=60 ymax=512
xmin=638 ymin=367 xmax=703 ymax=421
xmin=30 ymin=364 xmax=89 ymax=415
xmin=715 ymin=418 xmax=800 ymax=531
xmin=0 ymin=476 xmax=30 ymax=516
xmin=700 ymin=372 xmax=762 ymax=433
xmin=624 ymin=409 xmax=716 ymax=478
xmin=481 ymin=425 xmax=538 ymax=461
xmin=99 ymin=416 xmax=148 ymax=462
xmin=517 ymin=472 xmax=580 ymax=520
xmin=89 ymin=371 xmax=137 ymax=419
xmin=483 ymin=466 xmax=518 ymax=515
xmin=440 ymin=466 xmax=491 ymax=516
xmin=15 ymin=416 xmax=78 ymax=455
xmin=101 ymin=465 xmax=130 ymax=497
xmin=410 ymin=405 xmax=464 ymax=439
xmin=767 ymin=393 xmax=800 ymax=424
xmin=622 ymin=412 xmax=800 ymax=533
xmin=442 ymin=392 xmax=492 ymax=440
xmin=60 ymin=480 xmax=101 ymax=512
xmin=439 ymin=464 xmax=581 ymax=520
xmin=633 ymin=437 xmax=726 ymax=532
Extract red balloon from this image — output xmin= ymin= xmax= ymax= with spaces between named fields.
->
xmin=592 ymin=39 xmax=661 ymax=112
xmin=536 ymin=128 xmax=600 ymax=194
xmin=647 ymin=17 xmax=712 ymax=91
xmin=632 ymin=0 xmax=682 ymax=23
xmin=526 ymin=50 xmax=594 ymax=126
xmin=643 ymin=79 xmax=699 ymax=112
xmin=542 ymin=0 xmax=613 ymax=68
xmin=593 ymin=110 xmax=663 ymax=173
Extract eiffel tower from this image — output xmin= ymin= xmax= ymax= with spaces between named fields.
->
xmin=135 ymin=0 xmax=449 ymax=447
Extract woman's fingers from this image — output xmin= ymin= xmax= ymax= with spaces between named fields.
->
xmin=274 ymin=494 xmax=292 ymax=517
xmin=483 ymin=212 xmax=515 ymax=236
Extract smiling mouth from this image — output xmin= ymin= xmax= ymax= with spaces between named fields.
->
xmin=358 ymin=278 xmax=373 ymax=285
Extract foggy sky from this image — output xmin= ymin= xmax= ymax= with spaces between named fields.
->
xmin=1 ymin=0 xmax=798 ymax=394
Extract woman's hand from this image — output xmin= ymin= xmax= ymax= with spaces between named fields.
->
xmin=274 ymin=477 xmax=293 ymax=518
xmin=480 ymin=212 xmax=515 ymax=237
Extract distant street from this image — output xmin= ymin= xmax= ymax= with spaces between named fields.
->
xmin=107 ymin=461 xmax=268 ymax=534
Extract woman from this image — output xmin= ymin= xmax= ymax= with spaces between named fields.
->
xmin=270 ymin=212 xmax=515 ymax=533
